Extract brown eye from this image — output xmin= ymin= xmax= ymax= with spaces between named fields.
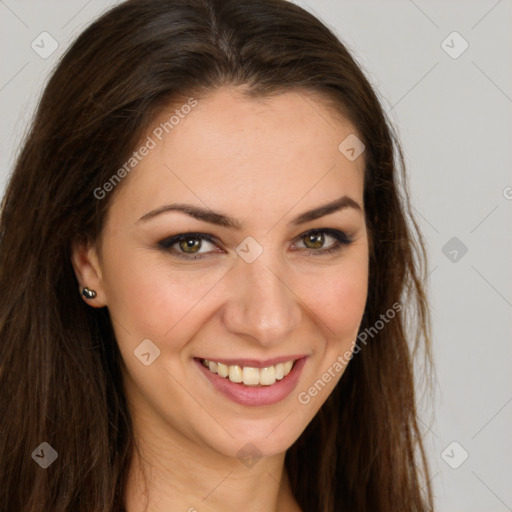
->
xmin=179 ymin=238 xmax=202 ymax=253
xmin=293 ymin=228 xmax=353 ymax=256
xmin=158 ymin=232 xmax=219 ymax=258
xmin=303 ymin=232 xmax=325 ymax=249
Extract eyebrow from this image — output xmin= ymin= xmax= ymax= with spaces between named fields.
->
xmin=137 ymin=195 xmax=362 ymax=229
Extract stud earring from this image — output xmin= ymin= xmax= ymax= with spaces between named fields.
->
xmin=82 ymin=287 xmax=97 ymax=299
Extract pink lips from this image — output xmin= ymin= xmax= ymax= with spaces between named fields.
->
xmin=195 ymin=356 xmax=308 ymax=407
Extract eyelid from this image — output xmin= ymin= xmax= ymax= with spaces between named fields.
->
xmin=293 ymin=227 xmax=352 ymax=246
xmin=157 ymin=232 xmax=222 ymax=251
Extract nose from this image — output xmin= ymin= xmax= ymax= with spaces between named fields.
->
xmin=221 ymin=252 xmax=302 ymax=347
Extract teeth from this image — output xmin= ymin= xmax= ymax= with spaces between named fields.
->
xmin=201 ymin=358 xmax=296 ymax=386
xmin=217 ymin=362 xmax=229 ymax=378
xmin=275 ymin=363 xmax=285 ymax=380
xmin=228 ymin=365 xmax=243 ymax=383
xmin=260 ymin=366 xmax=276 ymax=385
xmin=242 ymin=366 xmax=260 ymax=386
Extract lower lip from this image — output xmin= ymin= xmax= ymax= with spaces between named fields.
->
xmin=194 ymin=357 xmax=308 ymax=407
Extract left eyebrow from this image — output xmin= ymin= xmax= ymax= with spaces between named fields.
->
xmin=137 ymin=195 xmax=362 ymax=228
xmin=289 ymin=195 xmax=362 ymax=226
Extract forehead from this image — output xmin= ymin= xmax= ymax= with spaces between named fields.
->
xmin=109 ymin=86 xmax=365 ymax=223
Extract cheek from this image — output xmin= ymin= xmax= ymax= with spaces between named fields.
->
xmin=303 ymin=260 xmax=368 ymax=341
xmin=102 ymin=247 xmax=227 ymax=339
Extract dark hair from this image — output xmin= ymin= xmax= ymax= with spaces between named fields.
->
xmin=0 ymin=0 xmax=434 ymax=510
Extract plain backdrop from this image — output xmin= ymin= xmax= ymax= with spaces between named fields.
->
xmin=1 ymin=1 xmax=511 ymax=510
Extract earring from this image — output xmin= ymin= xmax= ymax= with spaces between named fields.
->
xmin=82 ymin=287 xmax=97 ymax=299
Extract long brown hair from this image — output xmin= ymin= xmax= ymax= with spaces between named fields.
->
xmin=0 ymin=0 xmax=434 ymax=510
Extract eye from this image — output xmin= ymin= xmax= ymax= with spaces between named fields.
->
xmin=293 ymin=228 xmax=352 ymax=256
xmin=157 ymin=233 xmax=220 ymax=259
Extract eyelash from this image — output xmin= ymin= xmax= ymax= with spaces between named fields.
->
xmin=157 ymin=228 xmax=353 ymax=260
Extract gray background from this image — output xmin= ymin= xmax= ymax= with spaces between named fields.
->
xmin=1 ymin=1 xmax=511 ymax=510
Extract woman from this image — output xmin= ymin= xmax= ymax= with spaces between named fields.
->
xmin=0 ymin=0 xmax=434 ymax=510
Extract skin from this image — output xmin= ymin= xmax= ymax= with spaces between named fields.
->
xmin=72 ymin=86 xmax=369 ymax=512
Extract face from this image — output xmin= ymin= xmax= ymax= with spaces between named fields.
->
xmin=74 ymin=86 xmax=369 ymax=461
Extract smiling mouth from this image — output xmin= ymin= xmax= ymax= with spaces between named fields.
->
xmin=199 ymin=358 xmax=297 ymax=386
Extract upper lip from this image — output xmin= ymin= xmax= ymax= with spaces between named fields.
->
xmin=196 ymin=355 xmax=307 ymax=368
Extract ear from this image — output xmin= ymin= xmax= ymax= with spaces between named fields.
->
xmin=71 ymin=238 xmax=107 ymax=307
